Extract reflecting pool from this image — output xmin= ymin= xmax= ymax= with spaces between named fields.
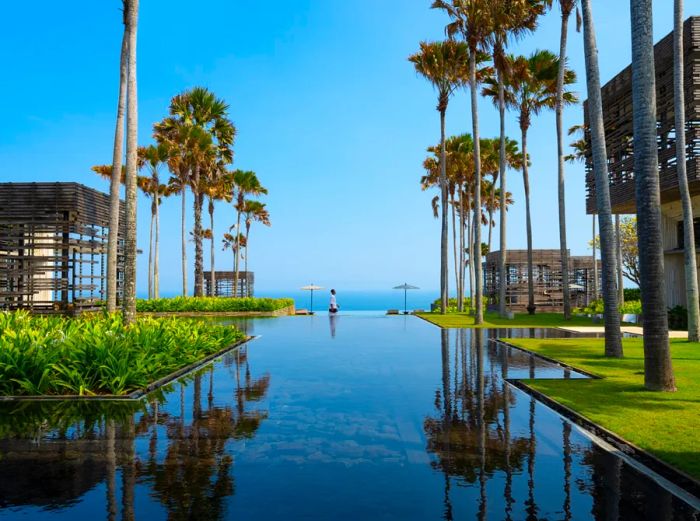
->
xmin=0 ymin=315 xmax=696 ymax=520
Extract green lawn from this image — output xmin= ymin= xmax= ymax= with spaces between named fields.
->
xmin=506 ymin=337 xmax=700 ymax=480
xmin=417 ymin=311 xmax=597 ymax=329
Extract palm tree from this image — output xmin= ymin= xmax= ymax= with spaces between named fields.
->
xmin=242 ymin=200 xmax=271 ymax=297
xmin=580 ymin=0 xmax=622 ymax=357
xmin=673 ymin=0 xmax=700 ymax=342
xmin=230 ymin=170 xmax=267 ymax=297
xmin=487 ymin=0 xmax=546 ymax=318
xmin=432 ymin=0 xmax=493 ymax=323
xmin=106 ymin=1 xmax=129 ymax=313
xmin=553 ymin=0 xmax=579 ymax=320
xmin=630 ymin=0 xmax=676 ymax=390
xmin=122 ymin=0 xmax=139 ymax=324
xmin=202 ymin=168 xmax=232 ymax=296
xmin=138 ymin=143 xmax=171 ymax=300
xmin=409 ymin=40 xmax=469 ymax=314
xmin=484 ymin=50 xmax=576 ymax=314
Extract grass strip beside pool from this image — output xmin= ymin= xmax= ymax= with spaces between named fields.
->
xmin=136 ymin=296 xmax=294 ymax=313
xmin=0 ymin=311 xmax=244 ymax=397
xmin=505 ymin=336 xmax=700 ymax=480
xmin=418 ymin=311 xmax=597 ymax=328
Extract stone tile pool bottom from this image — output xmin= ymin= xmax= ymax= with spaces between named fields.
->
xmin=0 ymin=315 xmax=696 ymax=520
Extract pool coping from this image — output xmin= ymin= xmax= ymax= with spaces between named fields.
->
xmin=0 ymin=336 xmax=256 ymax=403
xmin=493 ymin=338 xmax=700 ymax=501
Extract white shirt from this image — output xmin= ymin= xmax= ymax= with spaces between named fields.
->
xmin=330 ymin=294 xmax=338 ymax=310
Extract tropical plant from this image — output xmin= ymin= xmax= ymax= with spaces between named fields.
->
xmin=202 ymin=168 xmax=233 ymax=296
xmin=590 ymin=217 xmax=641 ymax=288
xmin=580 ymin=0 xmax=622 ymax=357
xmin=122 ymin=0 xmax=139 ymax=324
xmin=432 ymin=0 xmax=493 ymax=324
xmin=673 ymin=0 xmax=700 ymax=341
xmin=630 ymin=0 xmax=675 ymax=390
xmin=242 ymin=200 xmax=271 ymax=297
xmin=409 ymin=40 xmax=469 ymax=315
xmin=136 ymin=297 xmax=293 ymax=313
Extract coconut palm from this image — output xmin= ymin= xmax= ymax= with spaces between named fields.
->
xmin=580 ymin=0 xmax=622 ymax=357
xmin=484 ymin=50 xmax=576 ymax=314
xmin=630 ymin=0 xmax=676 ymax=390
xmin=230 ymin=170 xmax=267 ymax=297
xmin=122 ymin=0 xmax=139 ymax=324
xmin=242 ymin=200 xmax=271 ymax=297
xmin=202 ymin=168 xmax=232 ymax=296
xmin=107 ymin=1 xmax=129 ymax=313
xmin=673 ymin=0 xmax=700 ymax=341
xmin=431 ymin=0 xmax=493 ymax=323
xmin=552 ymin=0 xmax=580 ymax=320
xmin=409 ymin=40 xmax=469 ymax=315
xmin=487 ymin=0 xmax=546 ymax=317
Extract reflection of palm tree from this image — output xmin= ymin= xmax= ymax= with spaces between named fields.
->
xmin=525 ymin=396 xmax=537 ymax=521
xmin=106 ymin=419 xmax=117 ymax=521
xmin=562 ymin=420 xmax=572 ymax=521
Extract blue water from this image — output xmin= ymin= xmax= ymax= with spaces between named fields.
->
xmin=0 ymin=316 xmax=696 ymax=520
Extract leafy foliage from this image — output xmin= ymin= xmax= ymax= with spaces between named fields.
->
xmin=0 ymin=311 xmax=244 ymax=396
xmin=575 ymin=299 xmax=642 ymax=316
xmin=136 ymin=296 xmax=293 ymax=313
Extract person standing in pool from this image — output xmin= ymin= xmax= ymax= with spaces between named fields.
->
xmin=329 ymin=289 xmax=339 ymax=314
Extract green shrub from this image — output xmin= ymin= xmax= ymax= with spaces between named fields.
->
xmin=574 ymin=299 xmax=642 ymax=316
xmin=0 ymin=311 xmax=244 ymax=396
xmin=136 ymin=296 xmax=294 ymax=313
xmin=624 ymin=288 xmax=641 ymax=301
xmin=431 ymin=297 xmax=487 ymax=314
xmin=668 ymin=305 xmax=688 ymax=331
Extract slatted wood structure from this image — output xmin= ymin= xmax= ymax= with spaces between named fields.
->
xmin=203 ymin=271 xmax=254 ymax=297
xmin=0 ymin=183 xmax=124 ymax=314
xmin=584 ymin=16 xmax=700 ymax=214
xmin=484 ymin=250 xmax=601 ymax=312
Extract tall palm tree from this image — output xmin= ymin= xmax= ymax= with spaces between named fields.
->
xmin=553 ymin=0 xmax=579 ymax=320
xmin=432 ymin=0 xmax=492 ymax=323
xmin=409 ymin=40 xmax=469 ymax=314
xmin=673 ymin=0 xmax=700 ymax=342
xmin=484 ymin=50 xmax=576 ymax=314
xmin=630 ymin=0 xmax=676 ymax=390
xmin=580 ymin=0 xmax=622 ymax=357
xmin=487 ymin=0 xmax=546 ymax=318
xmin=230 ymin=170 xmax=267 ymax=297
xmin=202 ymin=168 xmax=232 ymax=296
xmin=106 ymin=1 xmax=129 ymax=313
xmin=242 ymin=200 xmax=271 ymax=297
xmin=122 ymin=0 xmax=139 ymax=324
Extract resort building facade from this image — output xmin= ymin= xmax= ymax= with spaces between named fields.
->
xmin=584 ymin=16 xmax=700 ymax=308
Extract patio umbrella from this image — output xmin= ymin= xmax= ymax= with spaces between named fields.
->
xmin=393 ymin=283 xmax=419 ymax=314
xmin=300 ymin=284 xmax=324 ymax=314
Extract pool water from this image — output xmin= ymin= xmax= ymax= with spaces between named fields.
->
xmin=0 ymin=315 xmax=696 ymax=520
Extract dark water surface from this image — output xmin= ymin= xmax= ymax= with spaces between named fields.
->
xmin=0 ymin=315 xmax=696 ymax=520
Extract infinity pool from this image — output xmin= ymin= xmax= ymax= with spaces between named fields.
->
xmin=0 ymin=315 xmax=696 ymax=520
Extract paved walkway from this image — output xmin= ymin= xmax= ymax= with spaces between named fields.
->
xmin=557 ymin=326 xmax=688 ymax=339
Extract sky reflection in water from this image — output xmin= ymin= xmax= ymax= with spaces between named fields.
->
xmin=0 ymin=315 xmax=696 ymax=520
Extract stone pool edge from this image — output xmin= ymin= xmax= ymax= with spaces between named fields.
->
xmin=0 ymin=336 xmax=256 ymax=403
xmin=495 ymin=338 xmax=700 ymax=501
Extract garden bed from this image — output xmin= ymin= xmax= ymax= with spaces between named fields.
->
xmin=0 ymin=311 xmax=248 ymax=399
xmin=135 ymin=296 xmax=295 ymax=314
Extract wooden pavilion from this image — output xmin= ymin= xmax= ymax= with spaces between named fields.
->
xmin=0 ymin=182 xmax=124 ymax=314
xmin=203 ymin=271 xmax=254 ymax=297
xmin=483 ymin=249 xmax=600 ymax=312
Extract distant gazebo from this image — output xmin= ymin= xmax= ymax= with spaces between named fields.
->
xmin=203 ymin=271 xmax=254 ymax=297
xmin=0 ymin=182 xmax=124 ymax=314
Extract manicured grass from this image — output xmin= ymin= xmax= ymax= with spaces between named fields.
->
xmin=506 ymin=336 xmax=700 ymax=480
xmin=417 ymin=311 xmax=597 ymax=328
xmin=0 ymin=311 xmax=244 ymax=396
xmin=136 ymin=296 xmax=294 ymax=313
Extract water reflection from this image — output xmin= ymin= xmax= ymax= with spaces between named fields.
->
xmin=0 ymin=318 xmax=696 ymax=520
xmin=329 ymin=314 xmax=338 ymax=339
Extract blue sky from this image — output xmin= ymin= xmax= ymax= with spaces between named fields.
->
xmin=0 ymin=1 xmax=681 ymax=295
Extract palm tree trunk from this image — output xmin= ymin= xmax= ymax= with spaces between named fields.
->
xmin=154 ymin=191 xmax=160 ymax=299
xmin=107 ymin=17 xmax=128 ymax=313
xmin=470 ymin=51 xmax=484 ymax=324
xmin=582 ymin=0 xmax=623 ymax=358
xmin=439 ymin=106 xmax=449 ymax=314
xmin=557 ymin=8 xmax=572 ymax=320
xmin=631 ymin=0 xmax=676 ymax=390
xmin=487 ymin=204 xmax=494 ymax=255
xmin=234 ymin=207 xmax=243 ymax=298
xmin=181 ymin=185 xmax=188 ymax=296
xmin=458 ymin=189 xmax=465 ymax=312
xmin=674 ymin=0 xmax=700 ymax=342
xmin=193 ymin=178 xmax=204 ymax=297
xmin=451 ymin=192 xmax=459 ymax=308
xmin=616 ymin=215 xmax=623 ymax=305
xmin=522 ymin=125 xmax=535 ymax=314
xmin=497 ymin=67 xmax=508 ymax=317
xmin=148 ymin=198 xmax=154 ymax=299
xmin=122 ymin=0 xmax=139 ymax=324
xmin=592 ymin=215 xmax=598 ymax=302
xmin=245 ymin=224 xmax=251 ymax=297
xmin=209 ymin=196 xmax=216 ymax=297
xmin=467 ymin=190 xmax=475 ymax=314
